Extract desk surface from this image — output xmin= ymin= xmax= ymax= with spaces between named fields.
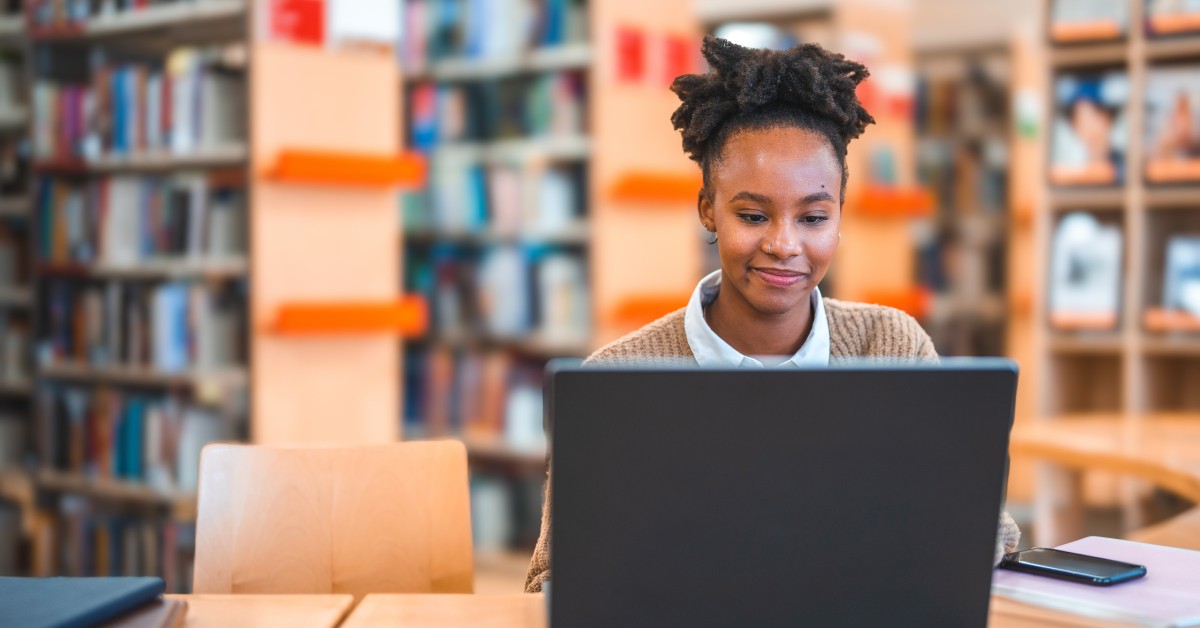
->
xmin=324 ymin=593 xmax=1128 ymax=627
xmin=164 ymin=594 xmax=354 ymax=628
xmin=1010 ymin=413 xmax=1200 ymax=502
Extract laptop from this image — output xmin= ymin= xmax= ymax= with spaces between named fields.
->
xmin=546 ymin=358 xmax=1017 ymax=628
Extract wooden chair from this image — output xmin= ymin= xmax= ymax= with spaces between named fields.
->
xmin=192 ymin=441 xmax=473 ymax=600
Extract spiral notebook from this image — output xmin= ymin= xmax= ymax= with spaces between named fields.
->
xmin=992 ymin=537 xmax=1200 ymax=627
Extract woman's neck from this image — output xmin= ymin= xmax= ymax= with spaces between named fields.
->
xmin=705 ymin=275 xmax=814 ymax=359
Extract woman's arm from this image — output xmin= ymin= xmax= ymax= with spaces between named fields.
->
xmin=524 ymin=471 xmax=552 ymax=593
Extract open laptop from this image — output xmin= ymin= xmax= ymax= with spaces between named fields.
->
xmin=546 ymin=358 xmax=1017 ymax=628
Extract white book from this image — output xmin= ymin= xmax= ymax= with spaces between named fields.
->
xmin=177 ymin=407 xmax=228 ymax=492
xmin=146 ymin=73 xmax=163 ymax=150
xmin=190 ymin=285 xmax=215 ymax=370
xmin=1049 ymin=212 xmax=1123 ymax=323
xmin=204 ymin=194 xmax=245 ymax=257
xmin=101 ymin=177 xmax=143 ymax=265
xmin=168 ymin=49 xmax=198 ymax=154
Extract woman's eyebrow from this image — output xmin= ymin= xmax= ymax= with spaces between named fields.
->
xmin=801 ymin=191 xmax=836 ymax=204
xmin=728 ymin=190 xmax=772 ymax=205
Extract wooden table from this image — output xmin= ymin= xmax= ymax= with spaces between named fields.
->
xmin=329 ymin=593 xmax=1125 ymax=627
xmin=163 ymin=594 xmax=354 ymax=628
xmin=1009 ymin=413 xmax=1200 ymax=547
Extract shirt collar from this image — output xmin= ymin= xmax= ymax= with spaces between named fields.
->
xmin=683 ymin=269 xmax=831 ymax=368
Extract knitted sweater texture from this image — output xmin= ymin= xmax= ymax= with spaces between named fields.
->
xmin=523 ymin=298 xmax=1018 ymax=592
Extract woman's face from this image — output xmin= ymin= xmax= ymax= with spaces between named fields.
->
xmin=699 ymin=126 xmax=842 ymax=317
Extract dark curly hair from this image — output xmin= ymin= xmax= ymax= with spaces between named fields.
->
xmin=670 ymin=35 xmax=875 ymax=200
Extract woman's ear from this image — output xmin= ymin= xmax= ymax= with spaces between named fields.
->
xmin=698 ymin=188 xmax=715 ymax=232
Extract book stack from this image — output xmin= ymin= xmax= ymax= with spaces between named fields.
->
xmin=32 ymin=44 xmax=245 ymax=162
xmin=36 ymin=174 xmax=246 ymax=265
xmin=401 ymin=0 xmax=587 ymax=69
xmin=43 ymin=279 xmax=245 ymax=372
xmin=34 ymin=495 xmax=196 ymax=592
xmin=36 ymin=388 xmax=234 ymax=492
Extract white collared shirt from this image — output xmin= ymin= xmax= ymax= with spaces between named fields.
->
xmin=683 ymin=269 xmax=831 ymax=368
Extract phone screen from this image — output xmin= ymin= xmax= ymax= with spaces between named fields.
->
xmin=1005 ymin=548 xmax=1144 ymax=580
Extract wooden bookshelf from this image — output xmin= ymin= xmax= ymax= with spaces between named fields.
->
xmin=32 ymin=143 xmax=248 ymax=174
xmin=1032 ymin=0 xmax=1200 ymax=544
xmin=39 ymin=361 xmax=248 ymax=390
xmin=406 ymin=42 xmax=592 ymax=82
xmin=28 ymin=0 xmax=245 ymax=43
xmin=14 ymin=0 xmax=254 ymax=587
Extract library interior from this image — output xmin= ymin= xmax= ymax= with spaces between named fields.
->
xmin=2 ymin=0 xmax=1200 ymax=626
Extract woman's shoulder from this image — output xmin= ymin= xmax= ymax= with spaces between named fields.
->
xmin=823 ymin=298 xmax=937 ymax=360
xmin=582 ymin=308 xmax=694 ymax=366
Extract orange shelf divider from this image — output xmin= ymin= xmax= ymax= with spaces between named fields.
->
xmin=851 ymin=186 xmax=934 ymax=218
xmin=1146 ymin=158 xmax=1200 ymax=184
xmin=267 ymin=149 xmax=426 ymax=188
xmin=1049 ymin=20 xmax=1124 ymax=43
xmin=609 ymin=172 xmax=702 ymax=204
xmin=609 ymin=294 xmax=691 ymax=327
xmin=270 ymin=296 xmax=428 ymax=336
xmin=1149 ymin=13 xmax=1200 ymax=35
xmin=863 ymin=288 xmax=931 ymax=319
xmin=1145 ymin=308 xmax=1200 ymax=333
xmin=1049 ymin=311 xmax=1119 ymax=331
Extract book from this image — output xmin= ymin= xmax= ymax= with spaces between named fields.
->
xmin=993 ymin=537 xmax=1200 ymax=627
xmin=0 ymin=576 xmax=164 ymax=628
xmin=1051 ymin=71 xmax=1130 ymax=186
xmin=1145 ymin=66 xmax=1200 ymax=182
xmin=1163 ymin=235 xmax=1200 ymax=316
xmin=1049 ymin=212 xmax=1123 ymax=330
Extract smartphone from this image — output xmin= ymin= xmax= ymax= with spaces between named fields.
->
xmin=1000 ymin=548 xmax=1147 ymax=586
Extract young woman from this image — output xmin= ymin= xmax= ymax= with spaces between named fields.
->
xmin=524 ymin=36 xmax=1020 ymax=593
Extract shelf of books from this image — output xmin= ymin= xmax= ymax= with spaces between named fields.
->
xmin=0 ymin=0 xmax=253 ymax=588
xmin=0 ymin=0 xmax=31 ymax=581
xmin=914 ymin=45 xmax=1012 ymax=357
xmin=1036 ymin=0 xmax=1200 ymax=544
xmin=398 ymin=0 xmax=702 ymax=553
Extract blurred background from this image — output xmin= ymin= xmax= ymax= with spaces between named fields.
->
xmin=2 ymin=0 xmax=1200 ymax=594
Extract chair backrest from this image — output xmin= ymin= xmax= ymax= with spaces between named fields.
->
xmin=192 ymin=441 xmax=473 ymax=599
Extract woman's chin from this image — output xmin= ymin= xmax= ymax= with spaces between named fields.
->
xmin=747 ymin=292 xmax=808 ymax=317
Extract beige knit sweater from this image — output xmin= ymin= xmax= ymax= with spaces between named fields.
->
xmin=524 ymin=298 xmax=1020 ymax=593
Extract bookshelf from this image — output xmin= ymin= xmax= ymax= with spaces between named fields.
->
xmin=1033 ymin=0 xmax=1200 ymax=545
xmin=0 ymin=0 xmax=30 ymax=579
xmin=398 ymin=0 xmax=702 ymax=553
xmin=0 ymin=0 xmax=256 ymax=589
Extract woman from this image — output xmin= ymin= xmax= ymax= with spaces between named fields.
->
xmin=524 ymin=36 xmax=1020 ymax=593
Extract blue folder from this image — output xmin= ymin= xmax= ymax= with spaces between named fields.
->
xmin=0 ymin=577 xmax=164 ymax=628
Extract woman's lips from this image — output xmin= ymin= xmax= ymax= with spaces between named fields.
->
xmin=752 ymin=268 xmax=807 ymax=287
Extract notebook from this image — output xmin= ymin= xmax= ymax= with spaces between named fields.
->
xmin=0 ymin=576 xmax=164 ymax=628
xmin=993 ymin=537 xmax=1200 ymax=627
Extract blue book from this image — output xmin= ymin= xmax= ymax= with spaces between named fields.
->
xmin=111 ymin=68 xmax=126 ymax=155
xmin=0 ymin=577 xmax=164 ymax=628
xmin=123 ymin=399 xmax=144 ymax=480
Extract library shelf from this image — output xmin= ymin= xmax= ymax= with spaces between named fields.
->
xmin=36 ymin=257 xmax=248 ymax=280
xmin=39 ymin=361 xmax=248 ymax=390
xmin=0 ymin=106 xmax=27 ymax=130
xmin=1143 ymin=335 xmax=1200 ymax=356
xmin=28 ymin=0 xmax=245 ymax=43
xmin=405 ymin=42 xmax=592 ymax=83
xmin=34 ymin=468 xmax=196 ymax=516
xmin=0 ymin=380 xmax=31 ymax=397
xmin=434 ymin=135 xmax=591 ymax=165
xmin=458 ymin=434 xmax=547 ymax=469
xmin=1146 ymin=36 xmax=1200 ymax=62
xmin=33 ymin=144 xmax=248 ymax=174
xmin=404 ymin=222 xmax=590 ymax=247
xmin=1145 ymin=185 xmax=1200 ymax=209
xmin=0 ymin=196 xmax=29 ymax=218
xmin=0 ymin=286 xmax=32 ymax=308
xmin=1047 ymin=333 xmax=1125 ymax=354
xmin=1049 ymin=41 xmax=1128 ymax=68
xmin=1047 ymin=186 xmax=1125 ymax=211
xmin=0 ymin=468 xmax=33 ymax=511
xmin=1144 ymin=308 xmax=1200 ymax=334
xmin=409 ymin=331 xmax=591 ymax=360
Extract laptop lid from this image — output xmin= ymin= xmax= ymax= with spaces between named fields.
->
xmin=548 ymin=358 xmax=1017 ymax=628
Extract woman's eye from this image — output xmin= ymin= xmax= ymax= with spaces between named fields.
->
xmin=738 ymin=214 xmax=767 ymax=224
xmin=801 ymin=215 xmax=829 ymax=225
